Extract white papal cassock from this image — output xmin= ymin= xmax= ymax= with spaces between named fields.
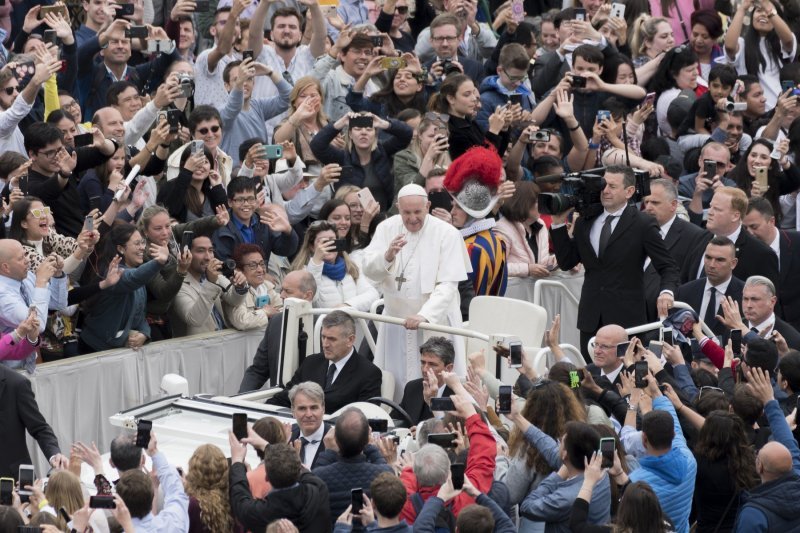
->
xmin=362 ymin=213 xmax=472 ymax=401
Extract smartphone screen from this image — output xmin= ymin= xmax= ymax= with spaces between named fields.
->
xmin=662 ymin=328 xmax=674 ymax=346
xmin=368 ymin=418 xmax=388 ymax=433
xmin=731 ymin=329 xmax=742 ymax=356
xmin=427 ymin=433 xmax=457 ymax=448
xmin=599 ymin=438 xmax=615 ymax=468
xmin=498 ymin=385 xmax=512 ymax=414
xmin=181 ymin=231 xmax=194 ymax=252
xmin=616 ymin=341 xmax=630 ymax=358
xmin=648 ymin=341 xmax=663 ymax=357
xmin=135 ymin=419 xmax=152 ymax=448
xmin=232 ymin=413 xmax=248 ymax=441
xmin=430 ymin=397 xmax=455 ymax=412
xmin=89 ymin=495 xmax=117 ymax=509
xmin=351 ymin=488 xmax=363 ymax=514
xmin=17 ymin=466 xmax=34 ymax=496
xmin=0 ymin=478 xmax=12 ymax=505
xmin=509 ymin=342 xmax=522 ymax=368
xmin=634 ymin=361 xmax=648 ymax=388
xmin=450 ymin=463 xmax=465 ymax=489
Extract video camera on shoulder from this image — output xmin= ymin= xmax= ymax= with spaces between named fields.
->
xmin=537 ymin=167 xmax=653 ymax=217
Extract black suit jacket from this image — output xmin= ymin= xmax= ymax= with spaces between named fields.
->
xmin=239 ymin=313 xmax=283 ymax=393
xmin=0 ymin=366 xmax=61 ymax=477
xmin=586 ymin=363 xmax=624 ymax=393
xmin=267 ymin=349 xmax=382 ymax=414
xmin=395 ymin=380 xmax=454 ymax=425
xmin=644 ymin=217 xmax=710 ymax=322
xmin=779 ymin=230 xmax=800 ymax=330
xmin=290 ymin=422 xmax=333 ymax=470
xmin=774 ymin=317 xmax=800 ymax=351
xmin=675 ymin=276 xmax=745 ymax=336
xmin=551 ymin=205 xmax=680 ymax=332
xmin=682 ymin=228 xmax=780 ymax=289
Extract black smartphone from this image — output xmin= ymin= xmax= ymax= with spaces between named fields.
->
xmin=194 ymin=0 xmax=209 ymax=10
xmin=43 ymin=29 xmax=59 ymax=46
xmin=731 ymin=328 xmax=742 ymax=356
xmin=389 ymin=434 xmax=401 ymax=444
xmin=351 ymin=488 xmax=363 ymax=514
xmin=634 ymin=361 xmax=648 ymax=388
xmin=349 ymin=115 xmax=374 ymax=129
xmin=232 ymin=412 xmax=248 ymax=441
xmin=125 ymin=25 xmax=148 ymax=39
xmin=74 ymin=133 xmax=93 ymax=147
xmin=181 ymin=230 xmax=194 ymax=251
xmin=662 ymin=328 xmax=674 ymax=346
xmin=428 ymin=190 xmax=453 ymax=212
xmin=135 ymin=419 xmax=152 ymax=448
xmin=339 ymin=166 xmax=354 ymax=180
xmin=58 ymin=507 xmax=71 ymax=524
xmin=89 ymin=495 xmax=117 ymax=509
xmin=370 ymin=35 xmax=383 ymax=47
xmin=334 ymin=238 xmax=348 ymax=253
xmin=509 ymin=341 xmax=522 ymax=368
xmin=599 ymin=437 xmax=615 ymax=468
xmin=703 ymin=159 xmax=717 ymax=178
xmin=450 ymin=463 xmax=465 ymax=489
xmin=571 ymin=75 xmax=586 ymax=89
xmin=166 ymin=109 xmax=181 ymax=133
xmin=0 ymin=478 xmax=13 ymax=505
xmin=368 ymin=418 xmax=388 ymax=433
xmin=17 ymin=527 xmax=42 ymax=533
xmin=430 ymin=396 xmax=455 ymax=412
xmin=648 ymin=341 xmax=663 ymax=357
xmin=498 ymin=385 xmax=512 ymax=414
xmin=242 ymin=49 xmax=254 ymax=61
xmin=574 ymin=7 xmax=586 ymax=20
xmin=616 ymin=341 xmax=630 ymax=358
xmin=115 ymin=2 xmax=135 ymax=17
xmin=508 ymin=94 xmax=523 ymax=106
xmin=427 ymin=433 xmax=457 ymax=448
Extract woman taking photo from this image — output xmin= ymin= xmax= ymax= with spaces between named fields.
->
xmin=77 ymin=146 xmax=126 ymax=214
xmin=157 ymin=147 xmax=228 ymax=223
xmin=310 ymin=111 xmax=413 ymax=211
xmin=428 ymin=74 xmax=510 ymax=160
xmin=79 ymin=222 xmax=170 ymax=354
xmin=346 ymin=54 xmax=430 ymax=118
xmin=291 ymin=221 xmax=379 ymax=311
xmin=185 ymin=444 xmax=243 ymax=533
xmin=392 ymin=115 xmax=452 ymax=197
xmin=649 ymin=45 xmax=703 ymax=137
xmin=335 ymin=185 xmax=380 ymax=250
xmin=724 ymin=0 xmax=795 ymax=108
xmin=273 ymin=77 xmax=329 ymax=176
xmin=222 ymin=243 xmax=282 ymax=331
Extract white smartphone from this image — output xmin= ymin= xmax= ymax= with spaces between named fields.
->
xmin=611 ymin=2 xmax=625 ymax=18
xmin=357 ymin=187 xmax=376 ymax=209
xmin=18 ymin=465 xmax=34 ymax=497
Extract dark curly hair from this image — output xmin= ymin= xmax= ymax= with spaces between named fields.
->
xmin=694 ymin=410 xmax=759 ymax=490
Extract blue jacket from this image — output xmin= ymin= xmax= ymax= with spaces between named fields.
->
xmin=212 ymin=213 xmax=299 ymax=263
xmin=476 ymin=76 xmax=533 ymax=132
xmin=733 ymin=399 xmax=800 ymax=532
xmin=313 ymin=445 xmax=393 ymax=523
xmin=629 ymin=396 xmax=697 ymax=533
xmin=415 ymin=493 xmax=516 ymax=533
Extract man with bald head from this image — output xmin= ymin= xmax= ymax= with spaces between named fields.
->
xmin=363 ymin=184 xmax=471 ymax=399
xmin=733 ymin=367 xmax=800 ymax=531
xmin=586 ymin=324 xmax=628 ymax=391
xmin=239 ymin=270 xmax=317 ymax=392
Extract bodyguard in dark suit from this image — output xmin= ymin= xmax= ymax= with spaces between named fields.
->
xmin=394 ymin=337 xmax=456 ymax=425
xmin=550 ymin=165 xmax=680 ymax=361
xmin=642 ymin=179 xmax=711 ymax=322
xmin=0 ymin=365 xmax=64 ymax=477
xmin=743 ymin=197 xmax=800 ymax=330
xmin=682 ymin=187 xmax=779 ymax=288
xmin=268 ymin=311 xmax=382 ymax=414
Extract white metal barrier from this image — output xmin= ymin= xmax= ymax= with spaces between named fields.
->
xmin=532 ymin=279 xmax=581 ymax=308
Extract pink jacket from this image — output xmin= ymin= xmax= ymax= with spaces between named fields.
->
xmin=493 ymin=217 xmax=554 ymax=277
xmin=648 ymin=0 xmax=714 ymax=43
xmin=0 ymin=331 xmax=37 ymax=362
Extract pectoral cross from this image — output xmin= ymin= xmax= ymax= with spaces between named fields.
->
xmin=395 ymin=271 xmax=407 ymax=290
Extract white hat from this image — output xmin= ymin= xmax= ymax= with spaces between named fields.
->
xmin=397 ymin=184 xmax=427 ymax=198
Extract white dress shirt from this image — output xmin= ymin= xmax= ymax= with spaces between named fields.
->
xmin=644 ymin=215 xmax=676 ymax=271
xmin=700 ymin=277 xmax=732 ymax=322
xmin=601 ymin=361 xmax=625 ymax=385
xmin=327 ymin=348 xmax=355 ymax=385
xmin=590 ymin=206 xmax=627 ymax=256
xmin=769 ymin=230 xmax=781 ymax=267
xmin=749 ymin=313 xmax=777 ymax=336
xmin=298 ymin=423 xmax=326 ymax=470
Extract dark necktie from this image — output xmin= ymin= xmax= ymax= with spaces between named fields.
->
xmin=324 ymin=363 xmax=336 ymax=389
xmin=528 ymin=221 xmax=542 ymax=260
xmin=704 ymin=287 xmax=717 ymax=326
xmin=598 ymin=215 xmax=617 ymax=257
xmin=299 ymin=436 xmax=318 ymax=464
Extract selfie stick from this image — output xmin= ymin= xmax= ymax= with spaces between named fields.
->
xmin=114 ymin=164 xmax=141 ymax=201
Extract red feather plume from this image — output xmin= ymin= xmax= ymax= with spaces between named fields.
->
xmin=443 ymin=145 xmax=503 ymax=194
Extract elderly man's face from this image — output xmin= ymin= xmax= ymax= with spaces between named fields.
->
xmin=397 ymin=195 xmax=429 ymax=233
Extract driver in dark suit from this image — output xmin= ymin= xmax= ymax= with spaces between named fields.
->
xmin=550 ymin=165 xmax=680 ymax=361
xmin=393 ymin=336 xmax=455 ymax=425
xmin=0 ymin=365 xmax=66 ymax=477
xmin=268 ymin=310 xmax=382 ymax=414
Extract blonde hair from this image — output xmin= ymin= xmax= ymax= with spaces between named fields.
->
xmin=345 ymin=112 xmax=379 ymax=153
xmin=291 ymin=221 xmax=360 ymax=280
xmin=184 ymin=444 xmax=234 ymax=533
xmin=334 ymin=185 xmax=361 ymax=201
xmin=630 ymin=15 xmax=671 ymax=58
xmin=410 ymin=117 xmax=451 ymax=169
xmin=289 ymin=77 xmax=328 ymax=126
xmin=45 ymin=471 xmax=85 ymax=530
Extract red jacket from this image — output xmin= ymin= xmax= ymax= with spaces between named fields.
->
xmin=399 ymin=413 xmax=496 ymax=523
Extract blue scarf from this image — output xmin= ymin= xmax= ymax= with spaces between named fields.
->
xmin=323 ymin=256 xmax=347 ymax=281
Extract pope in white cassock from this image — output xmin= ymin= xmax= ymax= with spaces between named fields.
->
xmin=362 ymin=184 xmax=472 ymax=400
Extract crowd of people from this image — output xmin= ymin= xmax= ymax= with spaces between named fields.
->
xmin=1 ymin=0 xmax=800 ymax=529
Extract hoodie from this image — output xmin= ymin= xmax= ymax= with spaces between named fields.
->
xmin=733 ymin=473 xmax=800 ymax=532
xmin=629 ymin=396 xmax=697 ymax=533
xmin=476 ymin=75 xmax=533 ymax=132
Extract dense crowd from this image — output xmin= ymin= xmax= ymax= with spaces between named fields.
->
xmin=1 ymin=0 xmax=800 ymax=529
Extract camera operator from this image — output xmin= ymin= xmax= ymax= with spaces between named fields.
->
xmin=549 ymin=165 xmax=680 ymax=362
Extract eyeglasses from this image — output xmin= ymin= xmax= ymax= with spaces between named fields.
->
xmin=395 ymin=5 xmax=409 ymax=13
xmin=698 ymin=386 xmax=724 ymax=399
xmin=425 ymin=112 xmax=450 ymax=123
xmin=231 ymin=196 xmax=257 ymax=205
xmin=242 ymin=260 xmax=266 ymax=270
xmin=38 ymin=147 xmax=64 ymax=159
xmin=3 ymin=86 xmax=18 ymax=96
xmin=63 ymin=100 xmax=80 ymax=109
xmin=196 ymin=125 xmax=221 ymax=135
xmin=432 ymin=35 xmax=458 ymax=42
xmin=503 ymin=71 xmax=528 ymax=82
xmin=593 ymin=343 xmax=616 ymax=351
xmin=29 ymin=207 xmax=52 ymax=218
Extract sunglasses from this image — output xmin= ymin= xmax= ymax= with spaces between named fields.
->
xmin=698 ymin=385 xmax=723 ymax=399
xmin=3 ymin=86 xmax=18 ymax=95
xmin=30 ymin=207 xmax=52 ymax=218
xmin=424 ymin=112 xmax=449 ymax=123
xmin=196 ymin=125 xmax=221 ymax=135
xmin=395 ymin=5 xmax=409 ymax=13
